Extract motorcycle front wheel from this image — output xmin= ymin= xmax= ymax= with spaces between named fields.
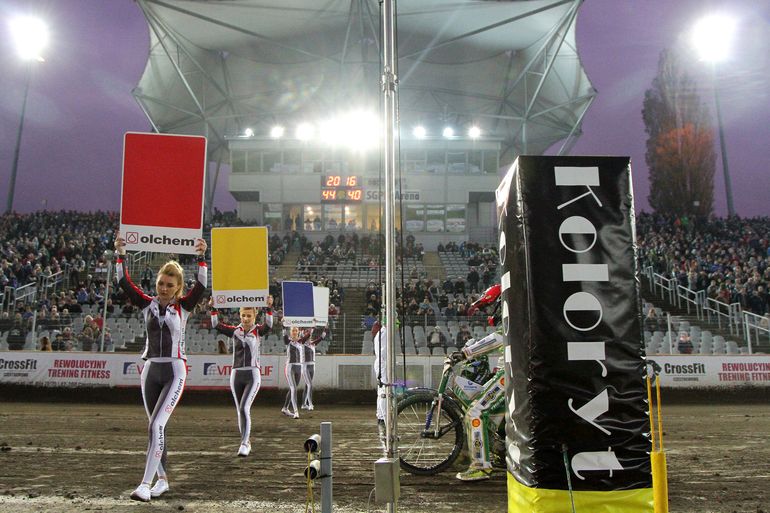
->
xmin=396 ymin=392 xmax=465 ymax=475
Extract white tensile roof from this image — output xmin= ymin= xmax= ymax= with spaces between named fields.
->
xmin=133 ymin=0 xmax=595 ymax=164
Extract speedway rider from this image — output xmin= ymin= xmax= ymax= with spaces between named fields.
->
xmin=450 ymin=283 xmax=505 ymax=482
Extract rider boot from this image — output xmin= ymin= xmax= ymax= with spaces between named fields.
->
xmin=456 ymin=464 xmax=492 ymax=481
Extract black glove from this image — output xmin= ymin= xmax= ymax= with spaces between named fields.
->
xmin=450 ymin=351 xmax=466 ymax=364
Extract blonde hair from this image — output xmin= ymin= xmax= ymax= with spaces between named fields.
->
xmin=157 ymin=260 xmax=185 ymax=299
xmin=240 ymin=306 xmax=257 ymax=314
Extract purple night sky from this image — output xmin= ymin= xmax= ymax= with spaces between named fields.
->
xmin=0 ymin=0 xmax=768 ymax=217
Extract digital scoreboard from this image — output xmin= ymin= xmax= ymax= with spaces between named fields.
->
xmin=321 ymin=175 xmax=363 ymax=203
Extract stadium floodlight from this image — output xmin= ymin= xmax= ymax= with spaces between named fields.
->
xmin=243 ymin=128 xmax=254 ymax=137
xmin=413 ymin=126 xmax=427 ymax=139
xmin=442 ymin=127 xmax=454 ymax=138
xmin=691 ymin=14 xmax=736 ymax=63
xmin=344 ymin=110 xmax=379 ymax=151
xmin=6 ymin=15 xmax=48 ymax=214
xmin=468 ymin=126 xmax=482 ymax=139
xmin=270 ymin=125 xmax=285 ymax=139
xmin=296 ymin=122 xmax=315 ymax=141
xmin=691 ymin=13 xmax=737 ymax=217
xmin=319 ymin=118 xmax=344 ymax=146
xmin=9 ymin=16 xmax=48 ymax=61
xmin=319 ymin=110 xmax=379 ymax=150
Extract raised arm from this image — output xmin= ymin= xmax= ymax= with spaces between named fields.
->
xmin=210 ymin=308 xmax=237 ymax=337
xmin=461 ymin=331 xmax=503 ymax=360
xmin=308 ymin=328 xmax=327 ymax=346
xmin=114 ymin=236 xmax=152 ymax=309
xmin=179 ymin=238 xmax=208 ymax=312
xmin=257 ymin=296 xmax=274 ymax=336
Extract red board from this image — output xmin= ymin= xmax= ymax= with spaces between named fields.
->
xmin=121 ymin=132 xmax=206 ymax=229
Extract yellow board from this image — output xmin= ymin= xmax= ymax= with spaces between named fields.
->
xmin=211 ymin=227 xmax=269 ymax=308
xmin=508 ymin=473 xmax=653 ymax=513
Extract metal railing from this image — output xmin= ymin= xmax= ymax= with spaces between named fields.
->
xmin=642 ymin=266 xmax=655 ymax=291
xmin=676 ymin=285 xmax=705 ymax=320
xmin=743 ymin=311 xmax=770 ymax=355
xmin=3 ymin=282 xmax=38 ymax=314
xmin=642 ymin=269 xmax=770 ymax=353
xmin=41 ymin=268 xmax=67 ymax=300
xmin=651 ymin=272 xmax=677 ymax=304
xmin=704 ymin=298 xmax=742 ymax=336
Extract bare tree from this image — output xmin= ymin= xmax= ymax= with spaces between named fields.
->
xmin=643 ymin=48 xmax=715 ymax=217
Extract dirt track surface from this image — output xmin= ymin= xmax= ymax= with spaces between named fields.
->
xmin=0 ymin=394 xmax=769 ymax=513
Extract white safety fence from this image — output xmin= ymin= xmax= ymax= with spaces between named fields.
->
xmin=3 ymin=351 xmax=770 ymax=390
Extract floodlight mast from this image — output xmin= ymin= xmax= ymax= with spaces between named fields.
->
xmin=691 ymin=14 xmax=737 ymax=217
xmin=6 ymin=16 xmax=48 ymax=214
xmin=382 ymin=0 xmax=399 ymax=511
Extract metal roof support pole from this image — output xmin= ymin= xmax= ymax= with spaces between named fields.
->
xmin=131 ymin=91 xmax=200 ymax=120
xmin=145 ymin=8 xmax=261 ymax=125
xmin=523 ymin=1 xmax=580 ymax=116
xmin=497 ymin=0 xmax=582 ymax=158
xmin=500 ymin=0 xmax=580 ymax=105
xmin=140 ymin=5 xmax=229 ymax=151
xmin=137 ymin=1 xmax=206 ymax=121
xmin=146 ymin=0 xmax=334 ymax=63
xmin=556 ymin=94 xmax=596 ymax=155
xmin=131 ymin=91 xmax=161 ymax=133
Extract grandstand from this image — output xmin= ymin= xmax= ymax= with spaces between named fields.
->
xmin=1 ymin=211 xmax=768 ymax=357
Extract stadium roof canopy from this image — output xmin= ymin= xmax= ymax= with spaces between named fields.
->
xmin=134 ymin=0 xmax=595 ymax=165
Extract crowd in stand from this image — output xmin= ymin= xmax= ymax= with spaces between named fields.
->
xmin=361 ymin=241 xmax=501 ymax=345
xmin=0 ymin=211 xmax=290 ymax=351
xmin=2 ymin=210 xmax=769 ymax=353
xmin=637 ymin=213 xmax=770 ymax=317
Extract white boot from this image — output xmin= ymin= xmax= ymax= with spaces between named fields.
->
xmin=150 ymin=478 xmax=169 ymax=498
xmin=130 ymin=483 xmax=151 ymax=502
xmin=238 ymin=442 xmax=251 ymax=457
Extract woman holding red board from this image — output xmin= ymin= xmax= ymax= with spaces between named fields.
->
xmin=114 ymin=235 xmax=207 ymax=502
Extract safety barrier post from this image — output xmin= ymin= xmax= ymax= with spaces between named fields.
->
xmin=647 ymin=365 xmax=668 ymax=513
xmin=303 ymin=422 xmax=333 ymax=513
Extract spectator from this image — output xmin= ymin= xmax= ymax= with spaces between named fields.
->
xmin=39 ymin=335 xmax=52 ymax=351
xmin=60 ymin=327 xmax=75 ymax=350
xmin=455 ymin=324 xmax=472 ymax=346
xmin=427 ymin=326 xmax=447 ymax=349
xmin=121 ymin=299 xmax=136 ymax=317
xmin=362 ymin=312 xmax=377 ymax=331
xmin=677 ymin=331 xmax=693 ymax=354
xmin=101 ymin=328 xmax=113 ymax=352
xmin=7 ymin=313 xmax=27 ymax=350
xmin=0 ymin=312 xmax=12 ymax=333
xmin=467 ymin=267 xmax=480 ymax=294
xmin=78 ymin=325 xmax=97 ymax=352
xmin=76 ymin=286 xmax=90 ymax=305
xmin=644 ymin=308 xmax=661 ymax=332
